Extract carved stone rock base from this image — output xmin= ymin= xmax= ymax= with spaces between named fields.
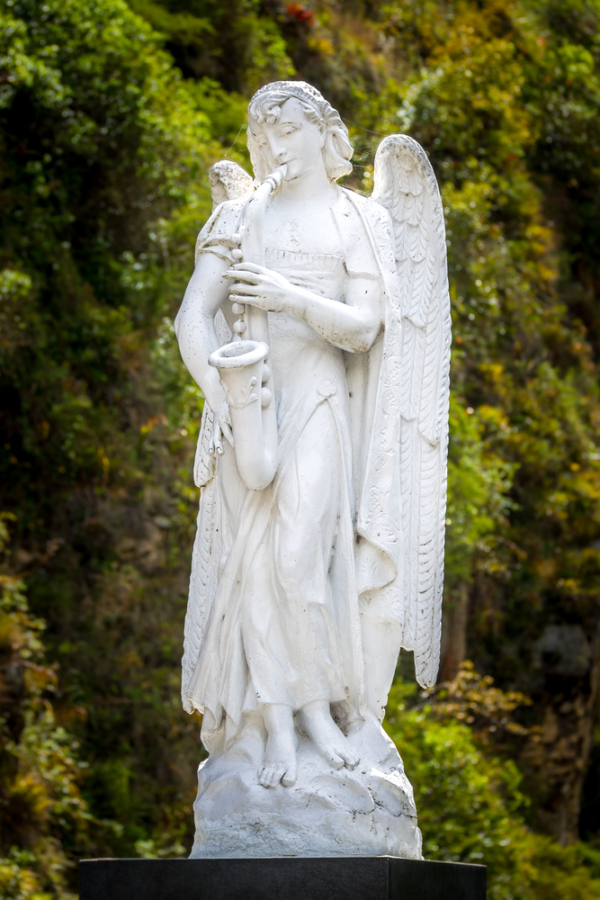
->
xmin=190 ymin=715 xmax=422 ymax=859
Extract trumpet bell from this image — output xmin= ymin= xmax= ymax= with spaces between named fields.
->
xmin=209 ymin=339 xmax=269 ymax=369
xmin=208 ymin=338 xmax=277 ymax=490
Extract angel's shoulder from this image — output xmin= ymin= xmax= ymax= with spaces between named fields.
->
xmin=341 ymin=188 xmax=393 ymax=229
xmin=203 ymin=196 xmax=246 ymax=237
xmin=195 ymin=197 xmax=247 ymax=264
xmin=330 ymin=190 xmax=389 ymax=278
xmin=340 ymin=189 xmax=396 ymax=275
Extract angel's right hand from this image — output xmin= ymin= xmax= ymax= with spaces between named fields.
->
xmin=210 ymin=401 xmax=234 ymax=455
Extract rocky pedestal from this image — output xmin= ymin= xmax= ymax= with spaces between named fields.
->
xmin=190 ymin=716 xmax=422 ymax=858
xmin=80 ymin=857 xmax=486 ymax=900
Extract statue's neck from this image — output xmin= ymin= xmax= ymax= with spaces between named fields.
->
xmin=276 ymin=165 xmax=336 ymax=207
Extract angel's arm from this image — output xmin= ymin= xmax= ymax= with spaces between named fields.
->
xmin=174 ymin=252 xmax=232 ymax=411
xmin=292 ymin=273 xmax=382 ymax=353
xmin=227 ymin=263 xmax=382 ymax=354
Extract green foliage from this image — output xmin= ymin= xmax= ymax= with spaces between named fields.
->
xmin=0 ymin=518 xmax=89 ymax=899
xmin=445 ymin=395 xmax=515 ymax=585
xmin=125 ymin=0 xmax=295 ymax=91
xmin=0 ymin=0 xmax=220 ymax=881
xmin=386 ymin=680 xmax=600 ymax=898
xmin=425 ymin=660 xmax=532 ymax=741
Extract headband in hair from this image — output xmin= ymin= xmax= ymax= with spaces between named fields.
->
xmin=249 ymin=81 xmax=344 ymax=127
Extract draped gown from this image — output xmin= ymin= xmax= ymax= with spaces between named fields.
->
xmin=183 ymin=191 xmax=384 ymax=749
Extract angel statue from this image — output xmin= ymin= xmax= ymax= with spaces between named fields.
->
xmin=175 ymin=81 xmax=451 ymax=859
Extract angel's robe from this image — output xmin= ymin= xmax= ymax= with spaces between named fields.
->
xmin=181 ymin=186 xmax=414 ymax=749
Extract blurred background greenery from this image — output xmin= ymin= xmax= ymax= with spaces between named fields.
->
xmin=2 ymin=0 xmax=600 ymax=896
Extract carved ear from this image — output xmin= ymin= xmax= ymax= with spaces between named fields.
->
xmin=209 ymin=160 xmax=254 ymax=208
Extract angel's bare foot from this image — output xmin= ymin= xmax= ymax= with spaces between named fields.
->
xmin=258 ymin=704 xmax=297 ymax=788
xmin=301 ymin=700 xmax=360 ymax=770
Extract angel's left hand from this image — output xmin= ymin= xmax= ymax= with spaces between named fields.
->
xmin=224 ymin=262 xmax=294 ymax=313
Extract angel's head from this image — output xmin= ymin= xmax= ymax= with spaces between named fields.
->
xmin=247 ymin=81 xmax=353 ymax=184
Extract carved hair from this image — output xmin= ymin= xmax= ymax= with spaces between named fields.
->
xmin=247 ymin=81 xmax=353 ymax=183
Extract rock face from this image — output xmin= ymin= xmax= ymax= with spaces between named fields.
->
xmin=190 ymin=714 xmax=422 ymax=859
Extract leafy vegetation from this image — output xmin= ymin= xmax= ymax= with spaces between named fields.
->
xmin=3 ymin=0 xmax=600 ymax=896
xmin=388 ymin=675 xmax=600 ymax=899
xmin=0 ymin=514 xmax=90 ymax=899
xmin=0 ymin=0 xmax=219 ymax=883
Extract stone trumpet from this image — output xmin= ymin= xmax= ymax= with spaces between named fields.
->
xmin=208 ymin=165 xmax=286 ymax=491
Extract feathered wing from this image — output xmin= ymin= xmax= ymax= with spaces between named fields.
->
xmin=182 ymin=161 xmax=253 ymax=712
xmin=192 ymin=159 xmax=254 ymax=490
xmin=208 ymin=159 xmax=254 ymax=209
xmin=371 ymin=134 xmax=451 ymax=688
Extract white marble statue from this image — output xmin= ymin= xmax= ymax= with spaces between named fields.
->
xmin=175 ymin=81 xmax=451 ymax=858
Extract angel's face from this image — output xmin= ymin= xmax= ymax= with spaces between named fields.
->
xmin=249 ymin=98 xmax=326 ymax=183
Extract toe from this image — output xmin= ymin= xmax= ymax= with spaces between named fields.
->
xmin=345 ymin=750 xmax=360 ymax=769
xmin=282 ymin=766 xmax=297 ymax=787
xmin=327 ymin=752 xmax=345 ymax=770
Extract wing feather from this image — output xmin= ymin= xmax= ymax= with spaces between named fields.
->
xmin=182 ymin=161 xmax=251 ymax=710
xmin=182 ymin=476 xmax=221 ymax=712
xmin=208 ymin=159 xmax=253 ymax=208
xmin=372 ymin=134 xmax=451 ymax=688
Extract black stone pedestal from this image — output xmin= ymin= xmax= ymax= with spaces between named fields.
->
xmin=79 ymin=856 xmax=486 ymax=900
